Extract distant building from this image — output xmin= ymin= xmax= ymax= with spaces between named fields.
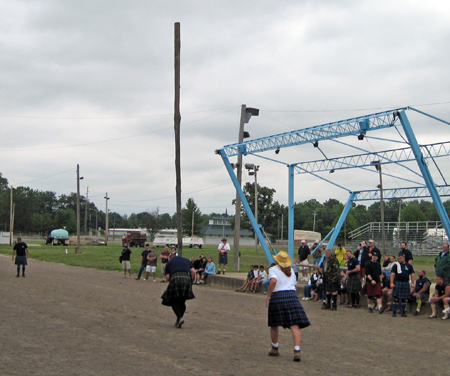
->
xmin=200 ymin=216 xmax=254 ymax=246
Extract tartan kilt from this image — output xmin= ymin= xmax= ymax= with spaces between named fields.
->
xmin=361 ymin=281 xmax=382 ymax=297
xmin=161 ymin=272 xmax=195 ymax=306
xmin=324 ymin=278 xmax=339 ymax=293
xmin=392 ymin=281 xmax=411 ymax=300
xmin=347 ymin=274 xmax=361 ymax=294
xmin=15 ymin=256 xmax=28 ymax=266
xmin=268 ymin=290 xmax=310 ymax=329
xmin=218 ymin=253 xmax=228 ymax=265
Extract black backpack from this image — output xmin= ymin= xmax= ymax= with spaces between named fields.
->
xmin=119 ymin=255 xmax=123 ymax=263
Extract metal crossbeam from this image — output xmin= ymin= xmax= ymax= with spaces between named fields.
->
xmin=293 ymin=141 xmax=450 ymax=174
xmin=220 ymin=108 xmax=404 ymax=157
xmin=354 ymin=185 xmax=450 ymax=201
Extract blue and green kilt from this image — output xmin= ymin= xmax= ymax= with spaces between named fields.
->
xmin=392 ymin=281 xmax=411 ymax=300
xmin=218 ymin=253 xmax=228 ymax=265
xmin=15 ymin=256 xmax=27 ymax=266
xmin=347 ymin=273 xmax=361 ymax=294
xmin=268 ymin=290 xmax=311 ymax=329
xmin=161 ymin=271 xmax=195 ymax=306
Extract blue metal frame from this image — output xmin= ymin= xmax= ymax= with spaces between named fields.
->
xmin=288 ymin=165 xmax=295 ymax=260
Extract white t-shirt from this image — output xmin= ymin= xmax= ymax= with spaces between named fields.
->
xmin=268 ymin=265 xmax=297 ymax=292
xmin=253 ymin=269 xmax=259 ymax=279
xmin=218 ymin=242 xmax=230 ymax=253
xmin=258 ymin=270 xmax=268 ymax=282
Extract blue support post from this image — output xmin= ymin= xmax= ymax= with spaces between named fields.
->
xmin=398 ymin=110 xmax=450 ymax=239
xmin=218 ymin=150 xmax=275 ymax=264
xmin=288 ymin=165 xmax=295 ymax=261
xmin=327 ymin=192 xmax=356 ymax=250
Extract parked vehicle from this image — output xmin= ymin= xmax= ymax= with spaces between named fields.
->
xmin=153 ymin=229 xmax=204 ymax=248
xmin=122 ymin=230 xmax=147 ymax=247
xmin=45 ymin=229 xmax=69 ymax=246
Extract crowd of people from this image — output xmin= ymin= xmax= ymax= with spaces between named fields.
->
xmin=300 ymin=239 xmax=450 ymax=319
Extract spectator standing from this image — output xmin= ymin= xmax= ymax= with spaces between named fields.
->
xmin=398 ymin=242 xmax=413 ymax=264
xmin=297 ymin=240 xmax=310 ymax=282
xmin=434 ymin=243 xmax=450 ymax=283
xmin=320 ymin=249 xmax=340 ymax=311
xmin=312 ymin=244 xmax=323 ymax=265
xmin=145 ymin=247 xmax=157 ymax=282
xmin=121 ymin=244 xmax=132 ymax=278
xmin=12 ymin=238 xmax=29 ymax=278
xmin=390 ymin=254 xmax=415 ymax=317
xmin=358 ymin=241 xmax=369 ymax=280
xmin=345 ymin=250 xmax=361 ymax=308
xmin=161 ymin=255 xmax=196 ymax=328
xmin=136 ymin=244 xmax=151 ymax=280
xmin=217 ymin=238 xmax=230 ymax=275
xmin=411 ymin=270 xmax=431 ymax=316
xmin=429 ymin=276 xmax=450 ymax=319
xmin=367 ymin=239 xmax=381 ymax=262
xmin=266 ymin=251 xmax=310 ymax=362
xmin=335 ymin=243 xmax=346 ymax=264
xmin=159 ymin=246 xmax=170 ymax=282
xmin=361 ymin=253 xmax=383 ymax=313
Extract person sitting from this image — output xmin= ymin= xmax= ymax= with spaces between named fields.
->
xmin=382 ymin=255 xmax=396 ymax=278
xmin=253 ymin=265 xmax=268 ymax=293
xmin=303 ymin=266 xmax=320 ymax=301
xmin=337 ymin=270 xmax=348 ymax=305
xmin=411 ymin=269 xmax=431 ymax=316
xmin=236 ymin=265 xmax=255 ymax=292
xmin=194 ymin=256 xmax=207 ymax=284
xmin=248 ymin=265 xmax=260 ymax=293
xmin=429 ymin=276 xmax=450 ymax=319
xmin=263 ymin=263 xmax=276 ymax=294
xmin=380 ymin=272 xmax=393 ymax=312
xmin=200 ymin=257 xmax=215 ymax=283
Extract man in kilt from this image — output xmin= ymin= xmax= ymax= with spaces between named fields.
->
xmin=361 ymin=253 xmax=383 ymax=313
xmin=320 ymin=249 xmax=340 ymax=311
xmin=390 ymin=254 xmax=415 ymax=317
xmin=12 ymin=237 xmax=29 ymax=277
xmin=345 ymin=250 xmax=361 ymax=308
xmin=161 ymin=254 xmax=196 ymax=328
xmin=266 ymin=251 xmax=310 ymax=362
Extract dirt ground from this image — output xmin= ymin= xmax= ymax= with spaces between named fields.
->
xmin=1 ymin=255 xmax=448 ymax=376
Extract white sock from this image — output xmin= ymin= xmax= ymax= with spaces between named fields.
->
xmin=294 ymin=346 xmax=300 ymax=351
xmin=272 ymin=343 xmax=279 ymax=348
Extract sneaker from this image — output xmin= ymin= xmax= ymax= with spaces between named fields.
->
xmin=444 ymin=307 xmax=450 ymax=314
xmin=153 ymin=280 xmax=156 ymax=283
xmin=135 ymin=278 xmax=140 ymax=280
xmin=268 ymin=346 xmax=279 ymax=357
xmin=304 ymin=297 xmax=310 ymax=301
xmin=143 ymin=279 xmax=147 ymax=281
xmin=379 ymin=308 xmax=385 ymax=314
xmin=401 ymin=312 xmax=407 ymax=317
xmin=369 ymin=307 xmax=373 ymax=313
xmin=216 ymin=271 xmax=221 ymax=275
xmin=392 ymin=312 xmax=397 ymax=317
xmin=199 ymin=280 xmax=204 ymax=284
xmin=293 ymin=350 xmax=301 ymax=362
xmin=302 ymin=297 xmax=306 ymax=300
xmin=176 ymin=318 xmax=185 ymax=328
xmin=16 ymin=274 xmax=20 ymax=278
xmin=442 ymin=314 xmax=449 ymax=320
xmin=222 ymin=271 xmax=225 ymax=275
xmin=413 ymin=311 xmax=420 ymax=316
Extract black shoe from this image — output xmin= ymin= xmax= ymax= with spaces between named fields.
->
xmin=176 ymin=318 xmax=185 ymax=328
xmin=401 ymin=312 xmax=407 ymax=317
xmin=353 ymin=305 xmax=360 ymax=309
xmin=369 ymin=307 xmax=373 ymax=313
xmin=216 ymin=271 xmax=221 ymax=275
xmin=135 ymin=278 xmax=140 ymax=280
xmin=413 ymin=311 xmax=420 ymax=316
xmin=379 ymin=308 xmax=385 ymax=314
xmin=222 ymin=271 xmax=225 ymax=275
xmin=16 ymin=274 xmax=19 ymax=278
xmin=321 ymin=303 xmax=330 ymax=310
xmin=22 ymin=274 xmax=25 ymax=277
xmin=392 ymin=312 xmax=397 ymax=317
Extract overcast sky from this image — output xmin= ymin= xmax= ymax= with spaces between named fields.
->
xmin=1 ymin=0 xmax=449 ymax=217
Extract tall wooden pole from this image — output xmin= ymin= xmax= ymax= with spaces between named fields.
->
xmin=104 ymin=193 xmax=110 ymax=244
xmin=9 ymin=186 xmax=13 ymax=245
xmin=84 ymin=186 xmax=89 ymax=235
xmin=174 ymin=22 xmax=182 ymax=255
xmin=76 ymin=164 xmax=81 ymax=254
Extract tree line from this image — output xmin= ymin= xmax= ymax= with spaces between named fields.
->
xmin=1 ymin=172 xmax=449 ymax=241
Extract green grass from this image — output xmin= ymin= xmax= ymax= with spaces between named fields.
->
xmin=0 ymin=243 xmax=438 ymax=281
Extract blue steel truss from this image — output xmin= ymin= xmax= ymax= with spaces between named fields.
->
xmin=217 ymin=107 xmax=450 ymax=262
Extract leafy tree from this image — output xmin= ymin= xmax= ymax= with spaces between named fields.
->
xmin=54 ymin=208 xmax=77 ymax=233
xmin=401 ymin=203 xmax=427 ymax=222
xmin=182 ymin=199 xmax=203 ymax=236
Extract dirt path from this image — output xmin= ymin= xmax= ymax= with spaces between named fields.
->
xmin=0 ymin=256 xmax=448 ymax=376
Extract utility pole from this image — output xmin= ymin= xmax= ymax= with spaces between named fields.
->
xmin=104 ymin=193 xmax=110 ymax=245
xmin=76 ymin=164 xmax=83 ymax=254
xmin=84 ymin=187 xmax=89 ymax=235
xmin=312 ymin=210 xmax=317 ymax=232
xmin=234 ymin=105 xmax=246 ymax=270
xmin=9 ymin=186 xmax=13 ymax=245
xmin=191 ymin=210 xmax=194 ymax=237
xmin=174 ymin=22 xmax=182 ymax=256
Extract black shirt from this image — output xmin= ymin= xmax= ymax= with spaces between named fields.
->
xmin=399 ymin=248 xmax=413 ymax=263
xmin=365 ymin=261 xmax=382 ymax=283
xmin=121 ymin=248 xmax=132 ymax=261
xmin=298 ymin=245 xmax=310 ymax=262
xmin=391 ymin=262 xmax=414 ymax=282
xmin=141 ymin=250 xmax=150 ymax=265
xmin=347 ymin=257 xmax=359 ymax=272
xmin=414 ymin=277 xmax=430 ymax=294
xmin=165 ymin=256 xmax=192 ymax=276
xmin=13 ymin=242 xmax=28 ymax=256
xmin=435 ymin=282 xmax=449 ymax=298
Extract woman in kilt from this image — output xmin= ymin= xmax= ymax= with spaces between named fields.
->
xmin=266 ymin=251 xmax=310 ymax=362
xmin=345 ymin=250 xmax=362 ymax=308
xmin=390 ymin=254 xmax=415 ymax=317
xmin=161 ymin=254 xmax=196 ymax=328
